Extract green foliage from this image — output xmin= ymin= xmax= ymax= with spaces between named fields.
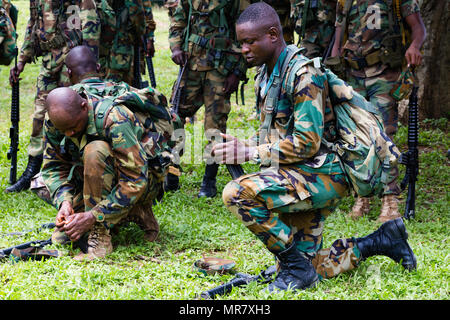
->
xmin=0 ymin=2 xmax=448 ymax=300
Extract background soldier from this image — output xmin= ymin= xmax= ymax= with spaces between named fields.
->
xmin=0 ymin=0 xmax=17 ymax=66
xmin=168 ymin=0 xmax=248 ymax=198
xmin=6 ymin=0 xmax=100 ymax=194
xmin=164 ymin=0 xmax=179 ymax=17
xmin=95 ymin=0 xmax=155 ymax=84
xmin=290 ymin=0 xmax=337 ymax=58
xmin=331 ymin=0 xmax=426 ymax=222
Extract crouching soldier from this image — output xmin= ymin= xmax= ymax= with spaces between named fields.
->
xmin=42 ymin=85 xmax=170 ymax=261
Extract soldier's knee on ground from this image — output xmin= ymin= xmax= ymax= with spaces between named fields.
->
xmin=222 ymin=180 xmax=241 ymax=212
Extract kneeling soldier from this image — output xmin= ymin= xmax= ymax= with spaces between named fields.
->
xmin=213 ymin=2 xmax=416 ymax=292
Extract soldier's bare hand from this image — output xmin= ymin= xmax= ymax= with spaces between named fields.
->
xmin=63 ymin=211 xmax=96 ymax=242
xmin=9 ymin=61 xmax=24 ymax=85
xmin=212 ymin=133 xmax=255 ymax=164
xmin=171 ymin=48 xmax=187 ymax=66
xmin=56 ymin=201 xmax=74 ymax=231
xmin=405 ymin=45 xmax=423 ymax=67
xmin=145 ymin=37 xmax=155 ymax=58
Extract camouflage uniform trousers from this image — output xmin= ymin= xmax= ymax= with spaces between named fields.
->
xmin=29 ymin=47 xmax=71 ymax=157
xmin=222 ymin=165 xmax=363 ymax=279
xmin=176 ymin=68 xmax=231 ymax=133
xmin=345 ymin=67 xmax=401 ymax=139
xmin=67 ymin=140 xmax=161 ymax=229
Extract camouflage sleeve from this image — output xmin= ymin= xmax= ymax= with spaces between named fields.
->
xmin=168 ymin=0 xmax=187 ymax=51
xmin=79 ymin=0 xmax=101 ymax=58
xmin=41 ymin=120 xmax=77 ymax=209
xmin=0 ymin=8 xmax=17 ymax=65
xmin=255 ymin=66 xmax=326 ymax=166
xmin=90 ymin=106 xmax=149 ymax=224
xmin=400 ymin=0 xmax=420 ymax=18
xmin=18 ymin=0 xmax=37 ymax=63
xmin=142 ymin=0 xmax=156 ymax=38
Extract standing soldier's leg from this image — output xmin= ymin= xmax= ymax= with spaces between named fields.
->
xmin=345 ymin=74 xmax=373 ymax=219
xmin=5 ymin=49 xmax=70 ymax=193
xmin=365 ymin=69 xmax=402 ymax=222
xmin=165 ymin=69 xmax=205 ymax=191
xmin=198 ymin=69 xmax=231 ymax=198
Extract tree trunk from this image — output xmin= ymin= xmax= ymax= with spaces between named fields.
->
xmin=416 ymin=0 xmax=450 ymax=120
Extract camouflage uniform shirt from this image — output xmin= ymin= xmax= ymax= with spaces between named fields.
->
xmin=290 ymin=0 xmax=337 ymax=58
xmin=336 ymin=0 xmax=420 ymax=78
xmin=0 ymin=0 xmax=16 ymax=65
xmin=169 ymin=0 xmax=247 ymax=78
xmin=95 ymin=0 xmax=155 ymax=82
xmin=19 ymin=0 xmax=100 ymax=64
xmin=252 ymin=47 xmax=341 ymax=177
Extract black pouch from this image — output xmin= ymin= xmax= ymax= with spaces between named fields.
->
xmin=324 ymin=56 xmax=347 ymax=81
xmin=379 ymin=34 xmax=404 ymax=69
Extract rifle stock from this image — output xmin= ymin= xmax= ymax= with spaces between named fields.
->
xmin=0 ymin=238 xmax=52 ymax=260
xmin=400 ymin=85 xmax=419 ymax=220
xmin=142 ymin=36 xmax=157 ymax=88
xmin=199 ymin=265 xmax=277 ymax=299
xmin=7 ymin=48 xmax=19 ymax=185
xmin=133 ymin=43 xmax=149 ymax=89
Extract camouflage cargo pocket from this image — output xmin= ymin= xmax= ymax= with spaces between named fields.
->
xmin=390 ymin=67 xmax=416 ymax=101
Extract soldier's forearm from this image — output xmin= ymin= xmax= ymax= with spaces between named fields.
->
xmin=406 ymin=13 xmax=426 ymax=50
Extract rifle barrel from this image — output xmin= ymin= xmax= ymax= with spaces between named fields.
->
xmin=200 ymin=274 xmax=255 ymax=299
xmin=403 ymin=85 xmax=419 ymax=220
xmin=8 ymin=49 xmax=20 ymax=185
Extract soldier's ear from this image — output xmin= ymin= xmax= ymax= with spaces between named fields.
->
xmin=96 ymin=63 xmax=100 ymax=73
xmin=267 ymin=26 xmax=280 ymax=42
xmin=80 ymin=99 xmax=89 ymax=113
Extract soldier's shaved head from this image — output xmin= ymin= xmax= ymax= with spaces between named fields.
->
xmin=65 ymin=45 xmax=99 ymax=84
xmin=46 ymin=87 xmax=89 ymax=138
xmin=236 ymin=2 xmax=282 ymax=34
xmin=235 ymin=2 xmax=286 ymax=71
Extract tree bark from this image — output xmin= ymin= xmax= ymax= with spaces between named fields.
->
xmin=416 ymin=0 xmax=450 ymax=120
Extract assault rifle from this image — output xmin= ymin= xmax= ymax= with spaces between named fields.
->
xmin=0 ymin=223 xmax=88 ymax=261
xmin=143 ymin=36 xmax=157 ymax=88
xmin=0 ymin=238 xmax=53 ymax=260
xmin=7 ymin=48 xmax=20 ymax=185
xmin=0 ymin=223 xmax=55 ymax=260
xmin=399 ymin=85 xmax=419 ymax=220
xmin=133 ymin=42 xmax=149 ymax=89
xmin=199 ymin=265 xmax=277 ymax=299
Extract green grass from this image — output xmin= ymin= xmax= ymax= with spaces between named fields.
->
xmin=0 ymin=1 xmax=449 ymax=300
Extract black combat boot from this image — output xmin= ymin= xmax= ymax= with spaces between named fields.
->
xmin=267 ymin=243 xmax=319 ymax=292
xmin=355 ymin=218 xmax=417 ymax=271
xmin=197 ymin=163 xmax=219 ymax=198
xmin=5 ymin=154 xmax=43 ymax=193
